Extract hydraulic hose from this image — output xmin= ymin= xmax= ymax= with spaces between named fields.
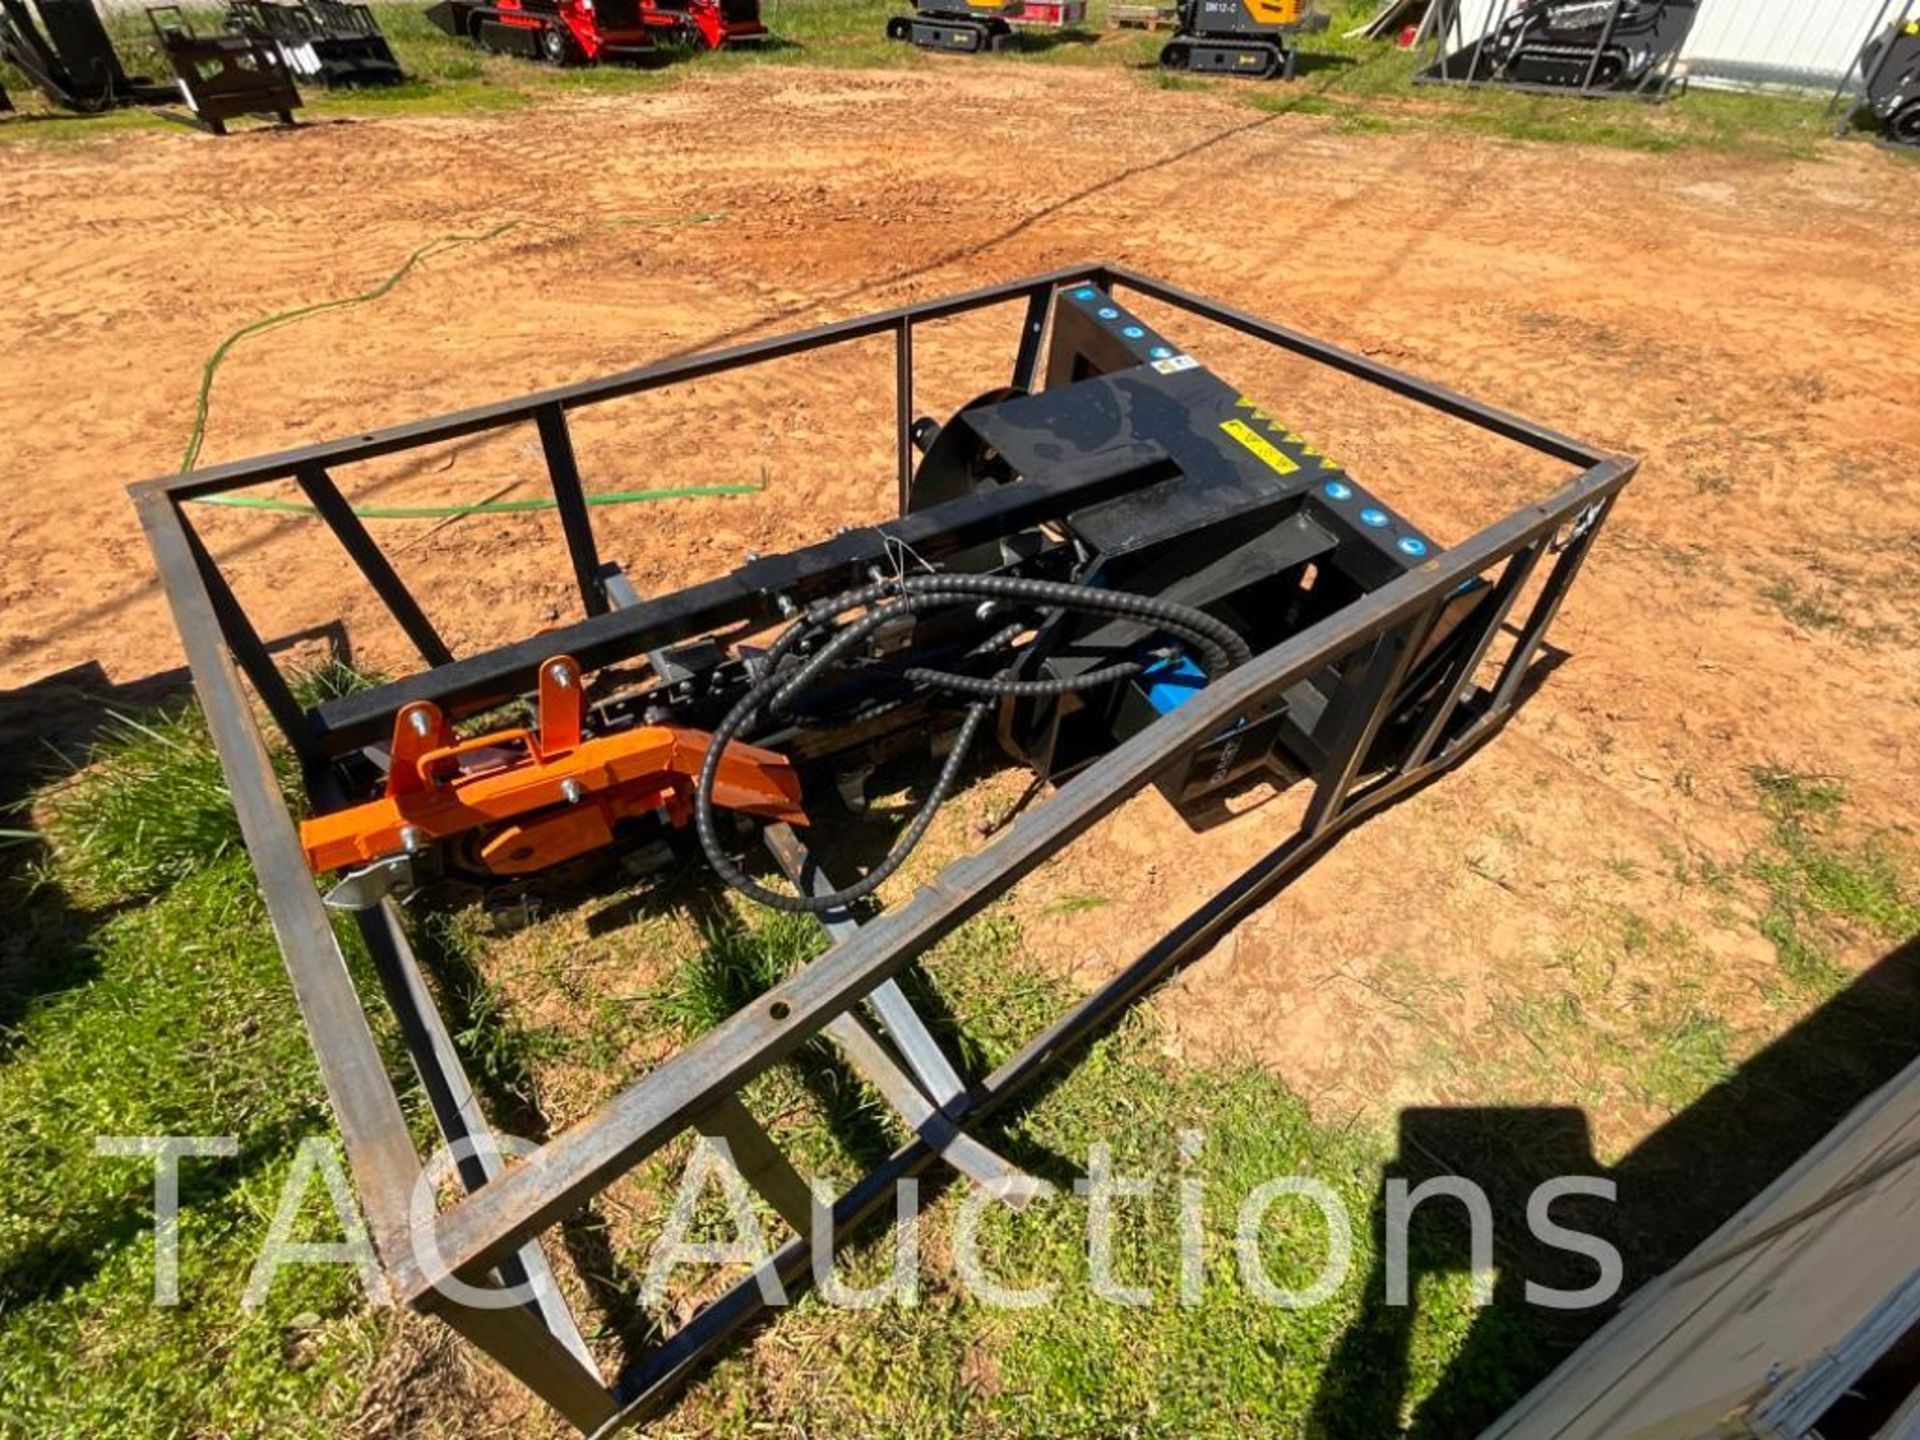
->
xmin=693 ymin=571 xmax=1250 ymax=914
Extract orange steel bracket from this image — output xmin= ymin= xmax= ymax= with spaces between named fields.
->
xmin=300 ymin=656 xmax=804 ymax=878
xmin=538 ymin=656 xmax=584 ymax=753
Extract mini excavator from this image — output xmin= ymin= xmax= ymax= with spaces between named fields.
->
xmin=883 ymin=0 xmax=1023 ymax=54
xmin=1158 ymin=0 xmax=1325 ymax=81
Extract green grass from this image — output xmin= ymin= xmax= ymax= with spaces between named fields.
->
xmin=4 ymin=677 xmax=1919 ymax=1436
xmin=0 ymin=700 xmax=1541 ymax=1436
xmin=636 ymin=901 xmax=1513 ymax=1437
xmin=1 ymin=0 xmax=1841 ymax=157
xmin=0 ymin=709 xmax=398 ymax=1437
xmin=34 ymin=708 xmax=255 ymax=904
xmin=1747 ymin=767 xmax=1920 ymax=994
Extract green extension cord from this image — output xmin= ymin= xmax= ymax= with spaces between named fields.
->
xmin=179 ymin=221 xmax=522 ymax=475
xmin=180 ymin=212 xmax=749 ymax=521
xmin=193 ymin=484 xmax=761 ymax=519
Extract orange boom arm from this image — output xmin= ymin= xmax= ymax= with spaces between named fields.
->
xmin=299 ymin=655 xmax=804 ymax=879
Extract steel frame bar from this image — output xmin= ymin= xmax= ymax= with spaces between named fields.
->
xmin=131 ymin=264 xmax=1633 ymax=1434
xmin=762 ymin=823 xmax=1026 ymax=1194
xmin=354 ymin=901 xmax=595 ymax=1369
xmin=763 ymin=824 xmax=970 ymax=1110
xmin=537 ymin=404 xmax=609 ymax=621
xmin=294 ymin=463 xmax=455 ymax=669
xmin=1577 ymin=0 xmax=1625 ymax=91
xmin=895 ymin=317 xmax=916 ymax=515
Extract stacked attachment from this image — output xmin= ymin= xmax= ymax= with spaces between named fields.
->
xmin=1832 ymin=1 xmax=1920 ymax=148
xmin=0 ymin=0 xmax=174 ymax=111
xmin=228 ymin=0 xmax=406 ymax=86
xmin=148 ymin=5 xmax=301 ymax=134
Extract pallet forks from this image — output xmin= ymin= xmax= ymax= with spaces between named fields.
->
xmin=148 ymin=4 xmax=303 ymax=133
xmin=0 ymin=0 xmax=174 ymax=112
xmin=1158 ymin=0 xmax=1323 ymax=80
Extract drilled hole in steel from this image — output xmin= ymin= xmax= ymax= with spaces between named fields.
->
xmin=769 ymin=1001 xmax=792 ymax=1021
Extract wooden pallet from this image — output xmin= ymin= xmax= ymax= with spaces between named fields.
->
xmin=1108 ymin=2 xmax=1177 ymax=30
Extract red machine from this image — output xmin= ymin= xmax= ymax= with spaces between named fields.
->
xmin=1014 ymin=0 xmax=1086 ymax=27
xmin=424 ymin=0 xmax=762 ymax=63
xmin=645 ymin=0 xmax=764 ymax=49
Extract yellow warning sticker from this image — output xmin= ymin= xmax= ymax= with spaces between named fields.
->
xmin=1220 ymin=418 xmax=1299 ymax=476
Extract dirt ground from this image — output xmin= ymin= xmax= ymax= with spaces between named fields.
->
xmin=5 ymin=64 xmax=1918 ymax=1158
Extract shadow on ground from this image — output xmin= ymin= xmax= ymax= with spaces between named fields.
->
xmin=1311 ymin=935 xmax=1920 ymax=1436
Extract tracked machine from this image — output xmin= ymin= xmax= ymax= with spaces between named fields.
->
xmin=1419 ymin=0 xmax=1696 ymax=96
xmin=134 ymin=267 xmax=1630 ymax=1434
xmin=1158 ymin=0 xmax=1324 ymax=81
xmin=1854 ymin=12 xmax=1920 ymax=147
xmin=424 ymin=0 xmax=760 ymax=63
xmin=1476 ymin=0 xmax=1695 ymax=91
xmin=884 ymin=0 xmax=1021 ymax=54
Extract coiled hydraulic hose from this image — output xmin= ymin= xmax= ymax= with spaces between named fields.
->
xmin=693 ymin=572 xmax=1251 ymax=914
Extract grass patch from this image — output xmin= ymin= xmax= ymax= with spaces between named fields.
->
xmin=559 ymin=894 xmax=1601 ymax=1437
xmin=1747 ymin=767 xmax=1920 ymax=993
xmin=5 ymin=702 xmax=1912 ymax=1437
xmin=0 ymin=712 xmax=395 ymax=1437
xmin=1761 ymin=575 xmax=1901 ymax=647
xmin=2 ymin=0 xmax=1838 ymax=156
xmin=641 ymin=905 xmax=1528 ymax=1437
xmin=35 ymin=706 xmax=254 ymax=904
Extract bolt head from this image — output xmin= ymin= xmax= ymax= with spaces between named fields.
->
xmin=408 ymin=709 xmax=431 ymax=738
xmin=548 ymin=663 xmax=572 ymax=688
xmin=560 ymin=778 xmax=586 ymax=806
xmin=398 ymin=826 xmax=428 ymax=853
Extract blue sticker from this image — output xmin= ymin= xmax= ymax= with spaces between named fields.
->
xmin=1149 ymin=345 xmax=1173 ymax=359
xmin=1322 ymin=481 xmax=1353 ymax=502
xmin=1097 ymin=307 xmax=1120 ymax=321
xmin=1397 ymin=536 xmax=1429 ymax=558
xmin=1360 ymin=507 xmax=1390 ymax=528
xmin=1073 ymin=287 xmax=1098 ymax=301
